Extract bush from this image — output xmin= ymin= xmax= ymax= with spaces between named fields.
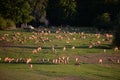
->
xmin=0 ymin=17 xmax=16 ymax=30
xmin=0 ymin=17 xmax=7 ymax=30
xmin=6 ymin=19 xmax=16 ymax=30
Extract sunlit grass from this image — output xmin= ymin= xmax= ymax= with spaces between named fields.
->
xmin=0 ymin=28 xmax=120 ymax=80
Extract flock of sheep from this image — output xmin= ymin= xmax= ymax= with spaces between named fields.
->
xmin=0 ymin=27 xmax=119 ymax=68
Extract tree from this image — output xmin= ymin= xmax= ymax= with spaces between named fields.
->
xmin=0 ymin=0 xmax=33 ymax=24
xmin=58 ymin=0 xmax=76 ymax=25
xmin=28 ymin=0 xmax=48 ymax=27
xmin=113 ymin=12 xmax=120 ymax=47
xmin=47 ymin=0 xmax=76 ymax=25
xmin=93 ymin=12 xmax=112 ymax=30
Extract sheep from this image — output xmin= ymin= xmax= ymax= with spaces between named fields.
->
xmin=73 ymin=37 xmax=76 ymax=40
xmin=37 ymin=47 xmax=42 ymax=52
xmin=52 ymin=59 xmax=55 ymax=63
xmin=52 ymin=46 xmax=57 ymax=54
xmin=62 ymin=56 xmax=65 ymax=60
xmin=29 ymin=64 xmax=33 ymax=69
xmin=4 ymin=57 xmax=15 ymax=63
xmin=66 ymin=41 xmax=70 ymax=44
xmin=63 ymin=47 xmax=66 ymax=51
xmin=26 ymin=58 xmax=32 ymax=64
xmin=81 ymin=32 xmax=84 ymax=35
xmin=72 ymin=46 xmax=75 ymax=49
xmin=97 ymin=41 xmax=101 ymax=46
xmin=66 ymin=57 xmax=70 ymax=64
xmin=98 ymin=59 xmax=103 ymax=64
xmin=89 ymin=45 xmax=93 ymax=48
xmin=117 ymin=59 xmax=120 ymax=63
xmin=75 ymin=57 xmax=80 ymax=66
xmin=32 ymin=49 xmax=37 ymax=54
xmin=114 ymin=47 xmax=118 ymax=53
xmin=16 ymin=32 xmax=21 ymax=36
xmin=97 ymin=33 xmax=101 ymax=39
xmin=75 ymin=57 xmax=79 ymax=62
xmin=104 ymin=49 xmax=106 ymax=53
xmin=4 ymin=57 xmax=9 ymax=62
xmin=16 ymin=58 xmax=19 ymax=63
xmin=9 ymin=58 xmax=15 ymax=63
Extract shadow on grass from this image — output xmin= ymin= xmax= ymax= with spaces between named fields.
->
xmin=1 ymin=44 xmax=112 ymax=50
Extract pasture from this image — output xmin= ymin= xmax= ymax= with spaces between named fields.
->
xmin=0 ymin=27 xmax=120 ymax=80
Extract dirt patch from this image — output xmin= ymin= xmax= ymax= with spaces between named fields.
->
xmin=74 ymin=53 xmax=120 ymax=64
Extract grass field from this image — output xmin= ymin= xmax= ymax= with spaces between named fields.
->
xmin=0 ymin=27 xmax=120 ymax=80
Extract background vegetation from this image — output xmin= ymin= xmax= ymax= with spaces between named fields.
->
xmin=0 ymin=0 xmax=120 ymax=47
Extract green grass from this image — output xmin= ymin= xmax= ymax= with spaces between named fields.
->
xmin=0 ymin=27 xmax=120 ymax=80
xmin=0 ymin=63 xmax=120 ymax=80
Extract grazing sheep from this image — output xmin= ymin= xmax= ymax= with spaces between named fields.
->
xmin=63 ymin=47 xmax=66 ymax=51
xmin=114 ymin=47 xmax=118 ymax=53
xmin=72 ymin=46 xmax=75 ymax=49
xmin=98 ymin=59 xmax=103 ymax=64
xmin=75 ymin=57 xmax=79 ymax=62
xmin=52 ymin=46 xmax=57 ymax=54
xmin=32 ymin=49 xmax=37 ymax=54
xmin=73 ymin=37 xmax=76 ymax=40
xmin=29 ymin=64 xmax=33 ymax=69
xmin=66 ymin=57 xmax=70 ymax=64
xmin=52 ymin=59 xmax=55 ymax=63
xmin=4 ymin=33 xmax=9 ymax=37
xmin=37 ymin=47 xmax=42 ymax=52
xmin=66 ymin=41 xmax=70 ymax=44
xmin=89 ymin=45 xmax=93 ymax=48
xmin=4 ymin=57 xmax=15 ymax=63
xmin=4 ymin=57 xmax=9 ymax=62
xmin=97 ymin=41 xmax=101 ymax=46
xmin=26 ymin=58 xmax=32 ymax=64
xmin=104 ymin=49 xmax=106 ymax=53
xmin=97 ymin=33 xmax=101 ymax=39
xmin=117 ymin=59 xmax=120 ymax=63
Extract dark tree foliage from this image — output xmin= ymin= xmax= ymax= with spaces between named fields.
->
xmin=46 ymin=0 xmax=76 ymax=26
xmin=113 ymin=12 xmax=120 ymax=47
xmin=0 ymin=0 xmax=120 ymax=46
xmin=0 ymin=0 xmax=33 ymax=24
xmin=28 ymin=0 xmax=48 ymax=27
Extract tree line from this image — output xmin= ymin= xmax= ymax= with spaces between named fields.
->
xmin=0 ymin=0 xmax=120 ymax=47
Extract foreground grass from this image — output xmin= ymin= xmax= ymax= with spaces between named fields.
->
xmin=0 ymin=63 xmax=120 ymax=80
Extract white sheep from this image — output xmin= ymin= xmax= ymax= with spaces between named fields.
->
xmin=72 ymin=46 xmax=75 ymax=49
xmin=37 ymin=47 xmax=42 ymax=52
xmin=114 ymin=47 xmax=118 ymax=53
xmin=104 ymin=49 xmax=106 ymax=53
xmin=63 ymin=47 xmax=66 ymax=51
xmin=75 ymin=57 xmax=79 ymax=62
xmin=32 ymin=49 xmax=37 ymax=54
xmin=89 ymin=45 xmax=93 ymax=48
xmin=98 ymin=59 xmax=103 ymax=64
xmin=117 ymin=59 xmax=120 ymax=63
xmin=29 ymin=64 xmax=33 ymax=69
xmin=26 ymin=58 xmax=32 ymax=64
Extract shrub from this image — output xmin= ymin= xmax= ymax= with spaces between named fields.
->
xmin=0 ymin=17 xmax=16 ymax=30
xmin=6 ymin=19 xmax=16 ymax=30
xmin=0 ymin=17 xmax=7 ymax=30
